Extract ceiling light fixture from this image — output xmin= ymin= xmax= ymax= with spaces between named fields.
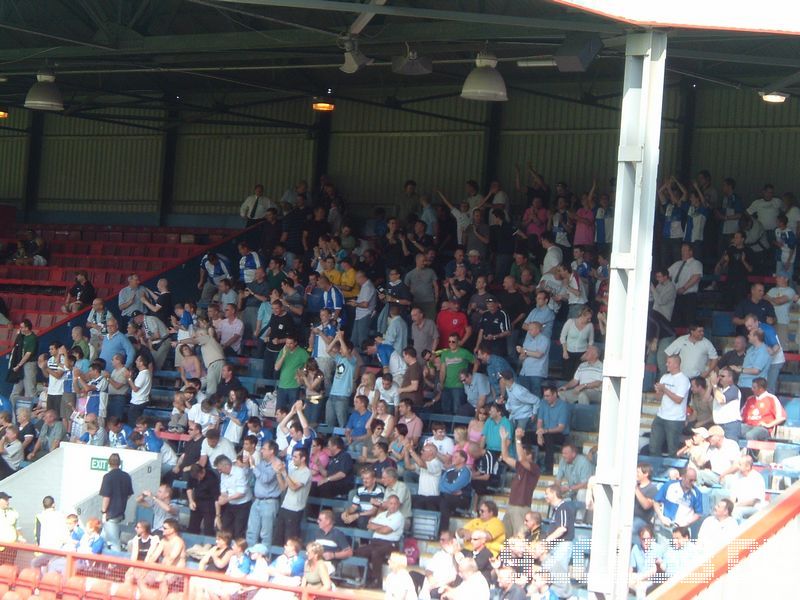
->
xmin=340 ymin=37 xmax=373 ymax=74
xmin=392 ymin=44 xmax=432 ymax=76
xmin=312 ymin=97 xmax=335 ymax=112
xmin=24 ymin=70 xmax=64 ymax=111
xmin=461 ymin=51 xmax=508 ymax=102
xmin=759 ymin=90 xmax=788 ymax=103
xmin=0 ymin=110 xmax=8 ymax=119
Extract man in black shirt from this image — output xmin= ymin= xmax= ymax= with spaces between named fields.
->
xmin=544 ymin=484 xmax=575 ymax=569
xmin=498 ymin=276 xmax=530 ymax=357
xmin=217 ymin=365 xmax=242 ymax=400
xmin=358 ymin=249 xmax=385 ymax=288
xmin=476 ymin=298 xmax=511 ymax=356
xmin=718 ymin=335 xmax=747 ymax=369
xmin=732 ymin=282 xmax=776 ymax=335
xmin=187 ymin=463 xmax=220 ymax=535
xmin=100 ymin=453 xmax=133 ymax=552
xmin=309 ymin=509 xmax=353 ymax=564
xmin=312 ymin=436 xmax=353 ymax=498
xmin=168 ymin=424 xmax=204 ymax=484
xmin=262 ymin=300 xmax=297 ymax=380
xmin=260 ymin=208 xmax=283 ymax=259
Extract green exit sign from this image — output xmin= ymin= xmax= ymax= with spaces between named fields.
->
xmin=90 ymin=457 xmax=114 ymax=471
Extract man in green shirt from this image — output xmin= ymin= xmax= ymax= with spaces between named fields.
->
xmin=10 ymin=319 xmax=38 ymax=406
xmin=275 ymin=335 xmax=309 ymax=412
xmin=438 ymin=335 xmax=474 ymax=414
xmin=71 ymin=326 xmax=91 ymax=361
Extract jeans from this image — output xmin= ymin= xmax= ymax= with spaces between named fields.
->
xmin=538 ymin=432 xmax=566 ymax=473
xmin=107 ymin=395 xmax=128 ymax=421
xmin=102 ymin=517 xmax=123 ymax=552
xmin=767 ymin=362 xmax=783 ymax=394
xmin=742 ymin=424 xmax=770 ymax=441
xmin=221 ymin=501 xmax=252 ymax=539
xmin=246 ymin=498 xmax=280 ymax=547
xmin=326 ymin=395 xmax=350 ymax=428
xmin=276 ymin=387 xmax=300 ymax=411
xmin=719 ymin=421 xmax=741 ymax=440
xmin=262 ymin=349 xmax=279 ymax=380
xmin=441 ymin=388 xmax=466 ymax=415
xmin=550 ymin=540 xmax=574 ymax=569
xmin=351 ymin=316 xmax=371 ymax=349
xmin=648 ymin=416 xmax=684 ymax=456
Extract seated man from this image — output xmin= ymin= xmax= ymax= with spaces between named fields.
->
xmin=728 ymin=455 xmax=767 ymax=523
xmin=536 ymin=385 xmax=571 ymax=474
xmin=311 ymin=436 xmax=354 ymax=499
xmin=559 ymin=345 xmax=604 ymax=405
xmin=308 ymin=509 xmax=353 ymax=565
xmin=136 ymin=484 xmax=180 ymax=537
xmin=555 ymin=444 xmax=594 ymax=505
xmin=691 ymin=425 xmax=741 ymax=488
xmin=26 ymin=410 xmax=65 ymax=461
xmin=457 ymin=500 xmax=506 ymax=556
xmin=652 ymin=468 xmax=703 ymax=540
xmin=468 ymin=442 xmax=500 ymax=496
xmin=345 ymin=395 xmax=372 ymax=452
xmin=353 ymin=494 xmax=404 ymax=589
xmin=696 ymin=498 xmax=739 ymax=549
xmin=339 ymin=468 xmax=385 ymax=529
xmin=741 ymin=377 xmax=786 ymax=440
xmin=438 ymin=450 xmax=472 ymax=532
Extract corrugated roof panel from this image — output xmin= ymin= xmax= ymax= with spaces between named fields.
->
xmin=172 ymin=133 xmax=313 ymax=213
xmin=43 ymin=108 xmax=168 ymax=136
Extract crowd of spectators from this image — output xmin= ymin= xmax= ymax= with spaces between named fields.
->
xmin=2 ymin=168 xmax=800 ymax=599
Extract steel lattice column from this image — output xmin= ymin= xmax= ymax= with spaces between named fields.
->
xmin=587 ymin=31 xmax=667 ymax=600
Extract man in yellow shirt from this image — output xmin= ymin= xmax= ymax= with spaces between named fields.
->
xmin=322 ymin=257 xmax=342 ymax=287
xmin=457 ymin=499 xmax=506 ymax=556
xmin=339 ymin=256 xmax=360 ymax=300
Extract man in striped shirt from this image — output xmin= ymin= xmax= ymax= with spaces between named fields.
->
xmin=559 ymin=345 xmax=603 ymax=405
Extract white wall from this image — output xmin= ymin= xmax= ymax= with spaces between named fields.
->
xmin=1 ymin=443 xmax=160 ymax=540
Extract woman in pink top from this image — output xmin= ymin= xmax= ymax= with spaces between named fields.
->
xmin=309 ymin=437 xmax=330 ymax=485
xmin=573 ymin=183 xmax=597 ymax=247
xmin=452 ymin=425 xmax=474 ymax=467
xmin=522 ymin=196 xmax=549 ymax=240
xmin=468 ymin=407 xmax=488 ymax=447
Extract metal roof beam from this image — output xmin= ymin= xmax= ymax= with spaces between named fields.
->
xmin=0 ymin=21 xmax=569 ymax=63
xmin=211 ymin=0 xmax=624 ymax=34
xmin=0 ymin=19 xmax=116 ymax=50
xmin=668 ymin=48 xmax=800 ymax=69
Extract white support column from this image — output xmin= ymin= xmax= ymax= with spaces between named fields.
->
xmin=587 ymin=30 xmax=667 ymax=599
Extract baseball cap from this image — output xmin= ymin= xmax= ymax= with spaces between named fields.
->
xmin=247 ymin=543 xmax=268 ymax=555
xmin=707 ymin=425 xmax=725 ymax=438
xmin=485 ymin=297 xmax=497 ymax=303
xmin=0 ymin=492 xmax=11 ymax=500
xmin=130 ymin=310 xmax=144 ymax=318
xmin=691 ymin=427 xmax=710 ymax=439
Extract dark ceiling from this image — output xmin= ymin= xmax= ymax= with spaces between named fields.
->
xmin=1 ymin=0 xmax=800 ymax=115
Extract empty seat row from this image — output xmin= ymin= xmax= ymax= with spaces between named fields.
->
xmin=51 ymin=256 xmax=165 ymax=273
xmin=3 ymin=294 xmax=63 ymax=313
xmin=47 ymin=240 xmax=203 ymax=259
xmin=0 ymin=565 xmax=135 ymax=600
xmin=0 ymin=266 xmax=131 ymax=286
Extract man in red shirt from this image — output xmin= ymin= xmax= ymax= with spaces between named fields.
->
xmin=436 ymin=299 xmax=472 ymax=349
xmin=741 ymin=377 xmax=786 ymax=441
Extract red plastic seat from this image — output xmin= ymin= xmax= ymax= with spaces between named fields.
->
xmin=84 ymin=578 xmax=112 ymax=600
xmin=0 ymin=565 xmax=17 ymax=586
xmin=62 ymin=575 xmax=86 ymax=600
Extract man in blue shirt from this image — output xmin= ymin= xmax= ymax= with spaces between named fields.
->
xmin=735 ymin=328 xmax=772 ymax=397
xmin=107 ymin=416 xmax=133 ymax=448
xmin=653 ymin=468 xmax=703 ymax=540
xmin=326 ymin=331 xmax=357 ymax=428
xmin=319 ymin=275 xmax=345 ymax=328
xmin=246 ymin=441 xmax=281 ymax=548
xmin=461 ymin=370 xmax=490 ymax=416
xmin=517 ymin=321 xmax=550 ymax=396
xmin=99 ymin=317 xmax=135 ymax=369
xmin=524 ymin=290 xmax=556 ymax=340
xmin=345 ymin=395 xmax=372 ymax=452
xmin=536 ymin=384 xmax=571 ymax=473
xmin=133 ymin=417 xmax=163 ymax=453
xmin=499 ymin=370 xmax=540 ymax=431
xmin=475 ymin=343 xmax=512 ymax=402
xmin=438 ymin=450 xmax=472 ymax=531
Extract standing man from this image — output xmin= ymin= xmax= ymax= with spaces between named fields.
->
xmin=663 ymin=324 xmax=719 ymax=379
xmin=404 ymin=253 xmax=439 ymax=320
xmin=326 ymin=331 xmax=357 ymax=427
xmin=198 ymin=252 xmax=232 ymax=306
xmin=99 ymin=317 xmax=135 ymax=370
xmin=187 ymin=463 xmax=220 ymax=536
xmin=246 ymin=441 xmax=281 ymax=548
xmin=273 ymin=448 xmax=312 ymax=545
xmin=475 ymin=298 xmax=511 ymax=357
xmin=262 ymin=299 xmax=297 ymax=380
xmin=214 ymin=455 xmax=252 ymax=539
xmin=650 ymin=355 xmax=691 ymax=457
xmin=240 ymin=183 xmax=272 ymax=227
xmin=536 ymin=385 xmax=571 ymax=474
xmin=275 ymin=336 xmax=309 ymax=411
xmin=498 ymin=427 xmax=541 ymax=538
xmin=350 ymin=271 xmax=376 ymax=349
xmin=118 ymin=274 xmax=146 ymax=324
xmin=667 ymin=243 xmax=703 ymax=328
xmin=438 ymin=335 xmax=473 ymax=414
xmin=9 ymin=319 xmax=38 ymax=406
xmin=100 ymin=453 xmax=134 ymax=552
xmin=410 ymin=306 xmax=439 ymax=356
xmin=237 ymin=241 xmax=263 ymax=285
xmin=40 ymin=342 xmax=65 ymax=416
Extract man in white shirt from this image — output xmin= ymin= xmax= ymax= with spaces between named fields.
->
xmin=353 ymin=494 xmax=404 ymax=588
xmin=40 ymin=343 xmax=65 ymax=418
xmin=667 ymin=243 xmax=703 ymax=327
xmin=696 ymin=498 xmax=739 ymax=549
xmin=214 ymin=455 xmax=253 ymax=539
xmin=663 ymin=324 xmax=719 ymax=378
xmin=378 ymin=373 xmax=400 ymax=409
xmin=729 ymin=455 xmax=766 ymax=523
xmin=747 ymin=184 xmax=782 ymax=231
xmin=650 ymin=355 xmax=691 ymax=456
xmin=406 ymin=443 xmax=443 ymax=510
xmin=240 ymin=183 xmax=275 ymax=227
xmin=424 ymin=423 xmax=455 ymax=465
xmin=559 ymin=345 xmax=603 ymax=405
xmin=217 ymin=303 xmax=244 ymax=355
xmin=713 ymin=367 xmax=742 ymax=441
xmin=766 ymin=273 xmax=796 ymax=352
xmin=540 ymin=232 xmax=563 ymax=277
xmin=200 ymin=429 xmax=236 ymax=470
xmin=693 ymin=425 xmax=741 ymax=488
